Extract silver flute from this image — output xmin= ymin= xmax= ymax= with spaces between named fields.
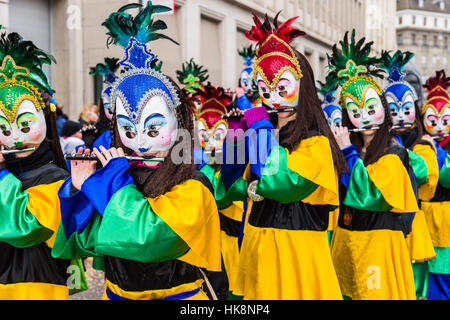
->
xmin=222 ymin=108 xmax=296 ymax=120
xmin=348 ymin=127 xmax=380 ymax=133
xmin=64 ymin=153 xmax=165 ymax=162
xmin=1 ymin=148 xmax=36 ymax=155
xmin=391 ymin=124 xmax=413 ymax=130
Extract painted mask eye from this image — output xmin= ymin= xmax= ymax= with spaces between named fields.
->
xmin=147 ymin=129 xmax=159 ymax=138
xmin=125 ymin=128 xmax=137 ymax=139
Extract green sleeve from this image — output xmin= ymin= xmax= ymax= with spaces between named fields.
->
xmin=95 ymin=185 xmax=190 ymax=263
xmin=439 ymin=153 xmax=450 ymax=188
xmin=343 ymin=158 xmax=393 ymax=212
xmin=51 ymin=214 xmax=103 ymax=260
xmin=200 ymin=164 xmax=219 ymax=191
xmin=215 ymin=174 xmax=248 ymax=210
xmin=408 ymin=149 xmax=429 ymax=187
xmin=256 ymin=146 xmax=318 ymax=204
xmin=0 ymin=172 xmax=52 ymax=248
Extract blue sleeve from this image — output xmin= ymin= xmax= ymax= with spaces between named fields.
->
xmin=80 ymin=157 xmax=135 ymax=216
xmin=340 ymin=144 xmax=361 ymax=188
xmin=235 ymin=95 xmax=253 ymax=111
xmin=59 ymin=178 xmax=96 ymax=239
xmin=247 ymin=119 xmax=278 ymax=179
xmin=93 ymin=130 xmax=111 ymax=150
xmin=221 ymin=137 xmax=249 ymax=191
xmin=434 ymin=141 xmax=447 ymax=171
xmin=194 ymin=147 xmax=209 ymax=170
xmin=394 ymin=135 xmax=404 ymax=146
xmin=0 ymin=168 xmax=9 ymax=181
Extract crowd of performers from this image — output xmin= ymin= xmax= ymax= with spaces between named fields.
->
xmin=0 ymin=1 xmax=449 ymax=300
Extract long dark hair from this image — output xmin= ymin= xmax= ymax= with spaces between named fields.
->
xmin=342 ymin=93 xmax=394 ymax=166
xmin=40 ymin=91 xmax=66 ymax=169
xmin=279 ymin=50 xmax=348 ymax=175
xmin=111 ymin=77 xmax=197 ymax=198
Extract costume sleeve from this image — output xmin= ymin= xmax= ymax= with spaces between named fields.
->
xmin=344 ymin=153 xmax=419 ymax=213
xmin=411 ymin=143 xmax=439 ymax=201
xmin=340 ymin=144 xmax=362 ymax=188
xmin=407 ymin=149 xmax=428 ymax=187
xmin=51 ymin=177 xmax=102 ymax=260
xmin=437 ymin=149 xmax=450 ymax=188
xmin=0 ymin=169 xmax=63 ymax=248
xmin=235 ymin=95 xmax=253 ymax=111
xmin=75 ymin=157 xmax=191 ymax=264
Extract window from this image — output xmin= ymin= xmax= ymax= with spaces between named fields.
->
xmin=412 ymin=33 xmax=417 ymax=45
xmin=413 ymin=16 xmax=416 ymax=25
xmin=432 ymin=56 xmax=439 ymax=67
xmin=398 ymin=33 xmax=403 ymax=45
xmin=434 ymin=35 xmax=439 ymax=47
xmin=443 ymin=57 xmax=448 ymax=67
xmin=423 ymin=34 xmax=428 ymax=47
xmin=399 ymin=16 xmax=403 ymax=25
xmin=422 ymin=56 xmax=427 ymax=66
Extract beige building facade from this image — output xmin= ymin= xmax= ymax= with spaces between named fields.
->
xmin=397 ymin=0 xmax=450 ymax=81
xmin=1 ymin=0 xmax=378 ymax=119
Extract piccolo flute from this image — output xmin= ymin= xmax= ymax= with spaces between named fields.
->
xmin=348 ymin=127 xmax=380 ymax=133
xmin=1 ymin=147 xmax=36 ymax=155
xmin=222 ymin=108 xmax=296 ymax=120
xmin=431 ymin=135 xmax=450 ymax=141
xmin=391 ymin=124 xmax=413 ymax=130
xmin=64 ymin=153 xmax=165 ymax=162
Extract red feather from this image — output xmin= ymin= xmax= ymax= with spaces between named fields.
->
xmin=245 ymin=12 xmax=306 ymax=45
xmin=424 ymin=70 xmax=450 ymax=92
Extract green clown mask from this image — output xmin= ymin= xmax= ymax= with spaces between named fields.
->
xmin=0 ymin=56 xmax=48 ymax=151
xmin=326 ymin=30 xmax=386 ymax=130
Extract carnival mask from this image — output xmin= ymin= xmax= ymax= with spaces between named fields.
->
xmin=195 ymin=85 xmax=230 ymax=154
xmin=0 ymin=96 xmax=46 ymax=151
xmin=0 ymin=55 xmax=49 ymax=153
xmin=385 ymin=85 xmax=416 ymax=127
xmin=257 ymin=70 xmax=300 ymax=110
xmin=113 ymin=69 xmax=180 ymax=157
xmin=102 ymin=86 xmax=114 ymax=120
xmin=323 ymin=105 xmax=342 ymax=130
xmin=422 ymin=100 xmax=450 ymax=138
xmin=240 ymin=67 xmax=255 ymax=94
xmin=422 ymin=70 xmax=450 ymax=140
xmin=246 ymin=14 xmax=305 ymax=112
xmin=345 ymin=87 xmax=385 ymax=130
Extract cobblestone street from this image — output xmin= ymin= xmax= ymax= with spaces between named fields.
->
xmin=70 ymin=258 xmax=105 ymax=300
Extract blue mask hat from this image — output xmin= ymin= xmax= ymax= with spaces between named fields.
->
xmin=318 ymin=79 xmax=342 ymax=128
xmin=90 ymin=57 xmax=121 ymax=114
xmin=238 ymin=45 xmax=257 ymax=92
xmin=102 ymin=1 xmax=180 ymax=125
xmin=379 ymin=50 xmax=418 ymax=127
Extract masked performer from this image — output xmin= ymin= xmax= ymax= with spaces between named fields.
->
xmin=176 ymin=58 xmax=209 ymax=109
xmin=380 ymin=50 xmax=438 ymax=299
xmin=318 ymin=79 xmax=342 ymax=241
xmin=233 ymin=45 xmax=261 ymax=111
xmin=90 ymin=57 xmax=121 ymax=150
xmin=0 ymin=27 xmax=78 ymax=299
xmin=51 ymin=1 xmax=221 ymax=300
xmin=193 ymin=84 xmax=248 ymax=299
xmin=420 ymin=70 xmax=450 ymax=300
xmin=215 ymin=13 xmax=346 ymax=300
xmin=328 ymin=30 xmax=419 ymax=300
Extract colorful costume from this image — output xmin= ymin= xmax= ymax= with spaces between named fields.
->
xmin=90 ymin=57 xmax=121 ymax=150
xmin=194 ymin=84 xmax=246 ymax=299
xmin=52 ymin=2 xmax=221 ymax=300
xmin=326 ymin=31 xmax=418 ymax=300
xmin=216 ymin=13 xmax=342 ymax=300
xmin=234 ymin=45 xmax=261 ymax=110
xmin=318 ymin=79 xmax=342 ymax=239
xmin=380 ymin=50 xmax=438 ymax=299
xmin=420 ymin=70 xmax=450 ymax=300
xmin=0 ymin=27 xmax=76 ymax=299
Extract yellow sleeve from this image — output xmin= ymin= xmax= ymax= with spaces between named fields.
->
xmin=366 ymin=154 xmax=419 ymax=213
xmin=413 ymin=143 xmax=439 ymax=201
xmin=148 ymin=179 xmax=222 ymax=272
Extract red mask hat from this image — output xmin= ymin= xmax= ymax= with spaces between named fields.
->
xmin=246 ymin=12 xmax=306 ymax=90
xmin=422 ymin=70 xmax=450 ymax=146
xmin=195 ymin=84 xmax=231 ymax=131
xmin=194 ymin=84 xmax=232 ymax=151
